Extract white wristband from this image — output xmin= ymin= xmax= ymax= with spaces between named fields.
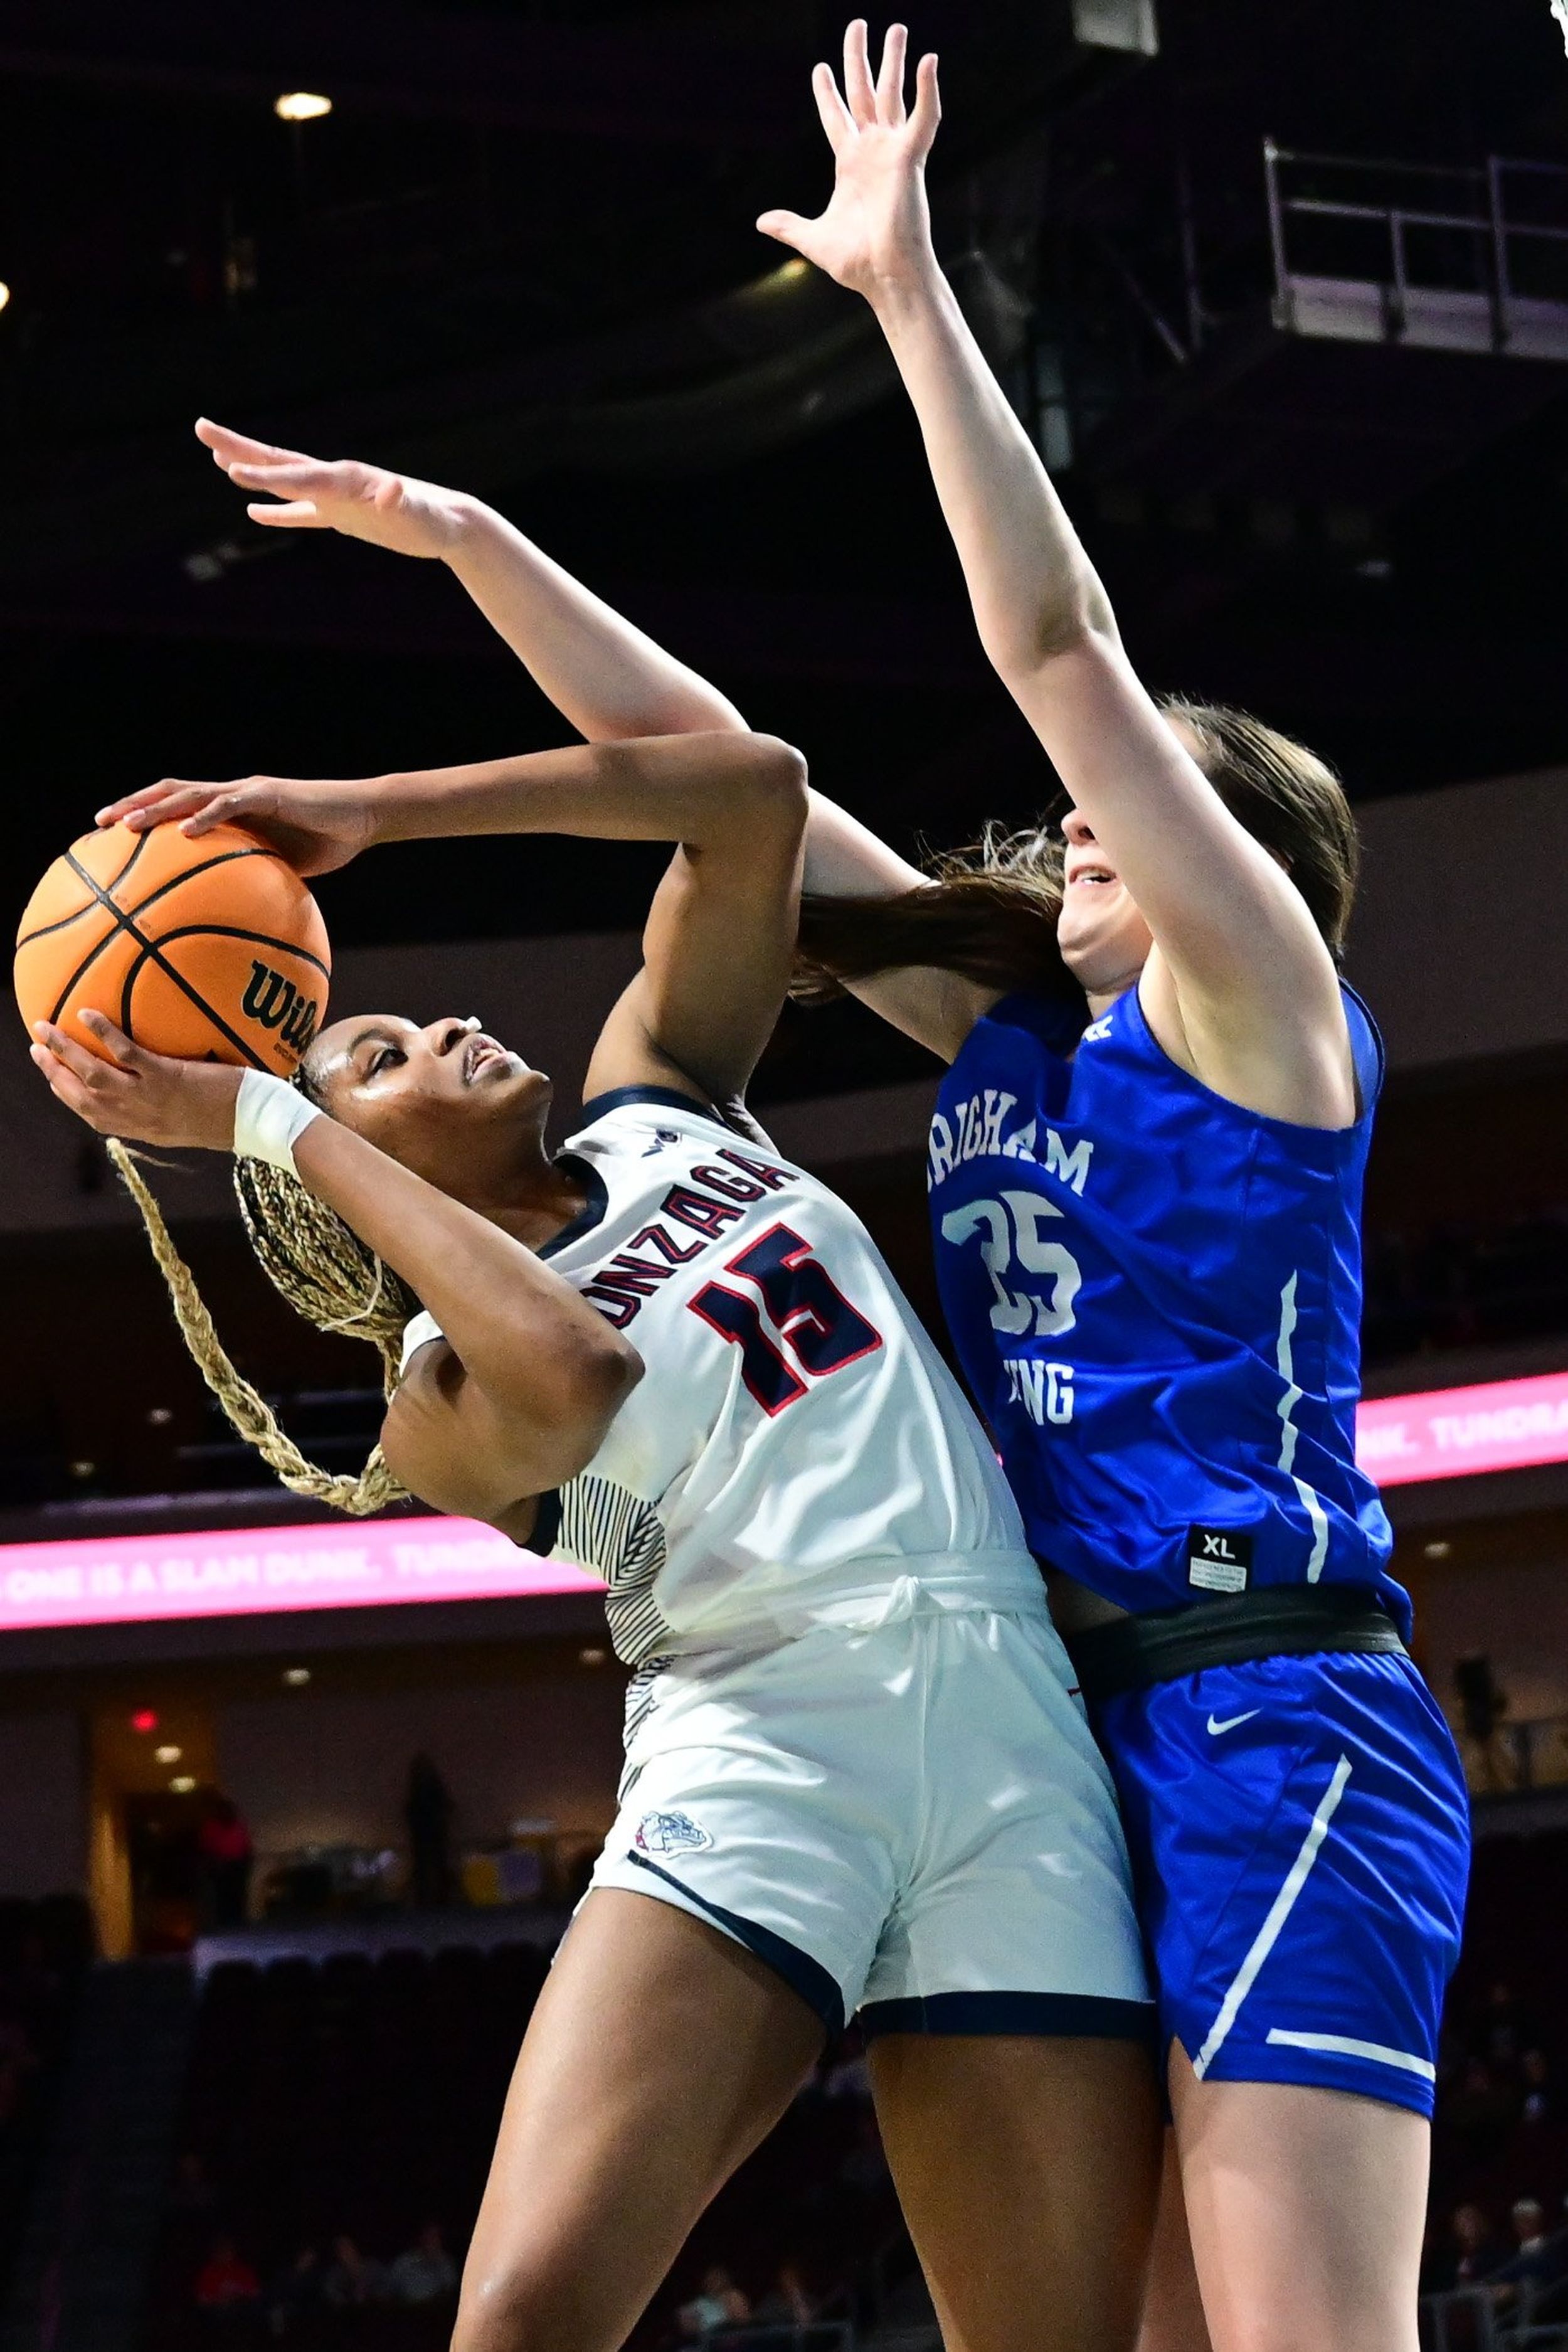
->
xmin=233 ymin=1068 xmax=324 ymax=1173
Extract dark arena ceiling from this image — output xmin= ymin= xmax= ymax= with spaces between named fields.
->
xmin=3 ymin=0 xmax=1567 ymax=957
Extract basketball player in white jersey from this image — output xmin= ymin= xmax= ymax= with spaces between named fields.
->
xmin=40 ymin=724 xmax=1159 ymax=2348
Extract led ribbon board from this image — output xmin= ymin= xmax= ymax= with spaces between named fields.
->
xmin=4 ymin=1368 xmax=1567 ymax=1632
xmin=1355 ymin=1368 xmax=1568 ymax=1488
xmin=0 ymin=1516 xmax=603 ymax=1635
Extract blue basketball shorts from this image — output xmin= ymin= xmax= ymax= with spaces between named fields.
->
xmin=1091 ymin=1648 xmax=1471 ymax=2116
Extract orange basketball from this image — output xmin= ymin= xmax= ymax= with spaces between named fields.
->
xmin=14 ymin=821 xmax=331 ymax=1074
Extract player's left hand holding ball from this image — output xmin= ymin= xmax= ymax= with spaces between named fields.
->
xmin=29 ymin=1013 xmax=241 ymax=1151
xmin=95 ymin=774 xmax=377 ymax=878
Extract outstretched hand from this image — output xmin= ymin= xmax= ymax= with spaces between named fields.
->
xmin=30 ymin=1012 xmax=243 ymax=1151
xmin=196 ymin=418 xmax=470 ymax=561
xmin=756 ymin=20 xmax=940 ymax=301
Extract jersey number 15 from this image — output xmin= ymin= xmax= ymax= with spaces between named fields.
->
xmin=689 ymin=1223 xmax=882 ymax=1415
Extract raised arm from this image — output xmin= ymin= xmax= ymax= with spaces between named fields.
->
xmin=760 ymin=24 xmax=1355 ymax=1126
xmin=102 ymin=728 xmax=808 ymax=1110
xmin=193 ymin=420 xmax=970 ymax=1059
xmin=195 ymin=418 xmax=746 ymax=743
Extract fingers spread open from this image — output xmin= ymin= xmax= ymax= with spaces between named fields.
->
xmin=30 ymin=1043 xmax=101 ymax=1122
xmin=876 ymin=22 xmax=908 ymax=125
xmin=842 ymin=18 xmax=876 ymax=125
xmin=810 ymin=60 xmax=854 ymax=153
xmin=911 ymin=50 xmax=941 ymax=145
xmin=78 ymin=1009 xmax=142 ymax=1068
xmin=32 ymin=1021 xmax=118 ymax=1085
xmin=756 ymin=208 xmax=814 ymax=250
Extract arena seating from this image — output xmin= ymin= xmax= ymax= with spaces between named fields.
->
xmin=140 ymin=1938 xmax=901 ymax=2349
xmin=1424 ymin=1827 xmax=1568 ymax=2324
xmin=0 ymin=1897 xmax=93 ymax=2311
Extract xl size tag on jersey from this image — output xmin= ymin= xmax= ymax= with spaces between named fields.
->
xmin=1188 ymin=1527 xmax=1253 ymax=1593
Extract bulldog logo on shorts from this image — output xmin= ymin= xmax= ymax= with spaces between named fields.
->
xmin=635 ymin=1809 xmax=712 ymax=1858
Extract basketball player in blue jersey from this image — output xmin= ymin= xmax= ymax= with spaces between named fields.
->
xmin=51 ymin=663 xmax=1161 ymax=2336
xmin=750 ymin=24 xmax=1473 ymax=2352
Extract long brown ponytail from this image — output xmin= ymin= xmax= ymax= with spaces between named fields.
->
xmin=793 ymin=698 xmax=1359 ymax=1001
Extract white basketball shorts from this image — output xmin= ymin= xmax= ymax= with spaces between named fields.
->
xmin=589 ymin=1595 xmax=1153 ymax=2040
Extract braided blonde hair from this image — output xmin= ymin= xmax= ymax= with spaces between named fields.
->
xmin=108 ymin=1117 xmax=415 ymax=1516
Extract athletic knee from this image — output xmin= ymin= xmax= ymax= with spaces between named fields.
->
xmin=450 ymin=2259 xmax=593 ymax=2352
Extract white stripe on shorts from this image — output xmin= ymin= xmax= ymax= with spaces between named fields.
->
xmin=1264 ymin=2028 xmax=1436 ymax=2082
xmin=1191 ymin=1753 xmax=1353 ymax=2080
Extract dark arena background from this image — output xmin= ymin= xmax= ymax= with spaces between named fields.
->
xmin=2 ymin=4 xmax=1568 ymax=2348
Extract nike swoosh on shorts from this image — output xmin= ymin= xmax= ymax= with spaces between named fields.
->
xmin=1206 ymin=1709 xmax=1261 ymax=1736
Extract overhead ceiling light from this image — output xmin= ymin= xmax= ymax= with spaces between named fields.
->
xmin=0 ymin=284 xmax=10 ymax=314
xmin=169 ymin=1774 xmax=197 ymax=1794
xmin=282 ymin=1666 xmax=311 ymax=1686
xmin=275 ymin=91 xmax=332 ymax=122
xmin=155 ymin=1745 xmax=183 ymax=1765
xmin=1423 ymin=1540 xmax=1453 ymax=1560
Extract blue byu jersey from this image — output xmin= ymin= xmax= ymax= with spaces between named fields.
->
xmin=929 ymin=981 xmax=1407 ymax=1637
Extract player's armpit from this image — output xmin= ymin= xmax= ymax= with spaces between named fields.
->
xmin=381 ymin=1336 xmax=627 ymax=1529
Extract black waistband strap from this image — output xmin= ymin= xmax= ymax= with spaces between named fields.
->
xmin=1064 ymin=1583 xmax=1407 ymax=1705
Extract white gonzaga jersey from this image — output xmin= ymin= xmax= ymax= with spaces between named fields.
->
xmin=401 ymin=1088 xmax=1043 ymax=1665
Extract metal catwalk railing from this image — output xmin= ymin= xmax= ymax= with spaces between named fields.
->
xmin=1263 ymin=144 xmax=1568 ymax=351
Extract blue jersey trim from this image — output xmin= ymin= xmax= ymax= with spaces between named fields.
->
xmin=577 ymin=1083 xmax=739 ymax=1132
xmin=859 ymin=1991 xmax=1156 ymax=2042
xmin=625 ymin=1852 xmax=843 ymax=2036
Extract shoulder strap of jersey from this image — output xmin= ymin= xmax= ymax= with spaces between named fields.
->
xmin=576 ymin=1082 xmax=738 ymax=1131
xmin=1340 ymin=982 xmax=1386 ymax=1116
xmin=965 ymin=987 xmax=1089 ymax=1065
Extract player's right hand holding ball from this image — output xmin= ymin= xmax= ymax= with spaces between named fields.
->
xmin=30 ymin=1012 xmax=243 ymax=1151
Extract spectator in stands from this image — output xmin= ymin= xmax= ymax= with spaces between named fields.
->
xmin=193 ymin=2233 xmax=262 ymax=2315
xmin=1446 ymin=2057 xmax=1517 ymax=2160
xmin=386 ymin=2221 xmax=458 ymax=2307
xmin=1481 ymin=1979 xmax=1527 ymax=2069
xmin=677 ymin=2265 xmax=750 ymax=2341
xmin=750 ymin=2259 xmax=816 ymax=2338
xmin=1522 ymin=2046 xmax=1554 ymax=2125
xmin=1430 ymin=2203 xmax=1507 ymax=2292
xmin=322 ymin=2233 xmax=388 ymax=2309
xmin=1454 ymin=1658 xmax=1510 ymax=1792
xmin=403 ymin=1754 xmax=457 ymax=1910
xmin=197 ymin=1795 xmax=255 ymax=1929
xmin=265 ymin=2243 xmax=326 ymax=2339
xmin=1490 ymin=2198 xmax=1568 ymax=2322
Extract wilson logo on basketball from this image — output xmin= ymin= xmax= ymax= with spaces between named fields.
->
xmin=242 ymin=960 xmax=320 ymax=1055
